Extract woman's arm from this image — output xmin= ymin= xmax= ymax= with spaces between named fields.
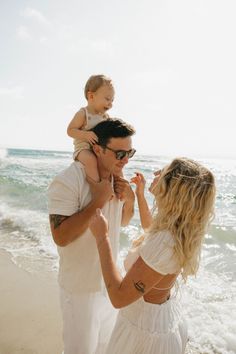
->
xmin=90 ymin=209 xmax=164 ymax=308
xmin=131 ymin=173 xmax=152 ymax=230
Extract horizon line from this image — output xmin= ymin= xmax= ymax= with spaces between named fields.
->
xmin=1 ymin=145 xmax=236 ymax=160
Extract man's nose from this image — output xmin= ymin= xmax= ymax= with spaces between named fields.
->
xmin=122 ymin=155 xmax=129 ymax=164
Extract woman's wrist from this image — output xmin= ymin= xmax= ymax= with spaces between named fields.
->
xmin=96 ymin=234 xmax=109 ymax=248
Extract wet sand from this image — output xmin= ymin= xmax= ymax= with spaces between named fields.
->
xmin=0 ymin=250 xmax=63 ymax=354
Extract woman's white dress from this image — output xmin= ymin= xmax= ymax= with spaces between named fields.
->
xmin=105 ymin=231 xmax=188 ymax=354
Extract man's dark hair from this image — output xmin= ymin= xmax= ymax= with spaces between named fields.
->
xmin=91 ymin=118 xmax=135 ymax=146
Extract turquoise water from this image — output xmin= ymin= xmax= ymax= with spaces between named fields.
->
xmin=0 ymin=147 xmax=236 ymax=354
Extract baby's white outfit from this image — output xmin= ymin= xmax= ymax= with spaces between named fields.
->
xmin=73 ymin=107 xmax=108 ymax=160
xmin=105 ymin=230 xmax=188 ymax=354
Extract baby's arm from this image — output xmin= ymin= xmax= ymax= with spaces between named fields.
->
xmin=131 ymin=173 xmax=152 ymax=230
xmin=67 ymin=110 xmax=98 ymax=144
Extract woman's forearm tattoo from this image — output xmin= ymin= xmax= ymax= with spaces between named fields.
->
xmin=133 ymin=280 xmax=146 ymax=294
xmin=49 ymin=214 xmax=69 ymax=229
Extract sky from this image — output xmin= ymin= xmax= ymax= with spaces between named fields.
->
xmin=0 ymin=0 xmax=236 ymax=158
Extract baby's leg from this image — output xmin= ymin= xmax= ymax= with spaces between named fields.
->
xmin=77 ymin=149 xmax=99 ymax=182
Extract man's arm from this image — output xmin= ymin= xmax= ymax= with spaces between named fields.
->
xmin=114 ymin=176 xmax=135 ymax=226
xmin=49 ymin=179 xmax=113 ymax=247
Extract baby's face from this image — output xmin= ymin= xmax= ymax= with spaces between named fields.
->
xmin=90 ymin=84 xmax=114 ymax=114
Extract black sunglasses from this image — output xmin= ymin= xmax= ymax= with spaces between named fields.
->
xmin=102 ymin=145 xmax=136 ymax=160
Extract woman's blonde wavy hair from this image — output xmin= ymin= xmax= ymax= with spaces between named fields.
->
xmin=147 ymin=157 xmax=215 ymax=281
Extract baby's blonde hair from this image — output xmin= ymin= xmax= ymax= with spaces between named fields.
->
xmin=84 ymin=74 xmax=113 ymax=99
xmin=147 ymin=157 xmax=215 ymax=281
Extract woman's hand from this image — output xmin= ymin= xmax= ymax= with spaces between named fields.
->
xmin=89 ymin=209 xmax=109 ymax=244
xmin=130 ymin=172 xmax=146 ymax=197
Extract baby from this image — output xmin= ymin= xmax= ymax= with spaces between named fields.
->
xmin=67 ymin=74 xmax=114 ymax=181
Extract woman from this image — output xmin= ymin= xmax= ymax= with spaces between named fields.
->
xmin=89 ymin=157 xmax=216 ymax=354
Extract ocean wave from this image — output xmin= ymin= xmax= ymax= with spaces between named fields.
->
xmin=7 ymin=148 xmax=71 ymax=159
xmin=208 ymin=225 xmax=236 ymax=243
xmin=182 ymin=264 xmax=236 ymax=354
xmin=0 ymin=147 xmax=8 ymax=159
xmin=0 ymin=202 xmax=57 ymax=266
xmin=216 ymin=193 xmax=236 ymax=202
xmin=0 ymin=175 xmax=48 ymax=212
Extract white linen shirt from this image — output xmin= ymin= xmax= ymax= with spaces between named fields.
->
xmin=48 ymin=161 xmax=123 ymax=293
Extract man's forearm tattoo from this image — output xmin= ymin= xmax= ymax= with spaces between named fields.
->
xmin=133 ymin=280 xmax=146 ymax=294
xmin=49 ymin=214 xmax=69 ymax=229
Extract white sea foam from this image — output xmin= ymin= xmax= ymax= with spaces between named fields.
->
xmin=182 ymin=267 xmax=236 ymax=354
xmin=225 ymin=243 xmax=236 ymax=252
xmin=0 ymin=202 xmax=58 ymax=271
xmin=0 ymin=147 xmax=7 ymax=160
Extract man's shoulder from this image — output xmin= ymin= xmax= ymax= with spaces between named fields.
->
xmin=57 ymin=161 xmax=85 ymax=179
xmin=49 ymin=162 xmax=86 ymax=189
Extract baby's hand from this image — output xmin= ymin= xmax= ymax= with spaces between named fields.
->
xmin=84 ymin=131 xmax=98 ymax=144
xmin=130 ymin=172 xmax=146 ymax=196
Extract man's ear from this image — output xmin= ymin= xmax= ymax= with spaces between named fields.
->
xmin=92 ymin=144 xmax=100 ymax=157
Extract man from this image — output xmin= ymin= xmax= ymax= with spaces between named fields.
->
xmin=48 ymin=118 xmax=136 ymax=354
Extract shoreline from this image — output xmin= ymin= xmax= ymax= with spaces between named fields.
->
xmin=0 ymin=249 xmax=63 ymax=354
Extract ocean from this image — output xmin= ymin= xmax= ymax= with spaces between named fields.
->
xmin=0 ymin=147 xmax=236 ymax=354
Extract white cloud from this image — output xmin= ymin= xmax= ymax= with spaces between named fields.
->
xmin=132 ymin=68 xmax=179 ymax=86
xmin=39 ymin=36 xmax=48 ymax=44
xmin=16 ymin=26 xmax=32 ymax=41
xmin=68 ymin=38 xmax=115 ymax=57
xmin=18 ymin=8 xmax=52 ymax=44
xmin=0 ymin=86 xmax=24 ymax=99
xmin=91 ymin=39 xmax=115 ymax=55
xmin=21 ymin=7 xmax=51 ymax=27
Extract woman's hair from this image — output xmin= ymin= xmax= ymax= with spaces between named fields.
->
xmin=84 ymin=74 xmax=113 ymax=99
xmin=148 ymin=157 xmax=216 ymax=281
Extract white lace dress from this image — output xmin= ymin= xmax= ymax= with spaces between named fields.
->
xmin=105 ymin=231 xmax=188 ymax=354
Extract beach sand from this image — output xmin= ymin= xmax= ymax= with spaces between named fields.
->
xmin=0 ymin=250 xmax=63 ymax=354
xmin=0 ymin=249 xmax=200 ymax=354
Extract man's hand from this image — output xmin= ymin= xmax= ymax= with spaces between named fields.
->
xmin=114 ymin=176 xmax=135 ymax=202
xmin=87 ymin=177 xmax=114 ymax=207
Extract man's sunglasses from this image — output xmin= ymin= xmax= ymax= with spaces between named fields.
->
xmin=101 ymin=145 xmax=136 ymax=160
